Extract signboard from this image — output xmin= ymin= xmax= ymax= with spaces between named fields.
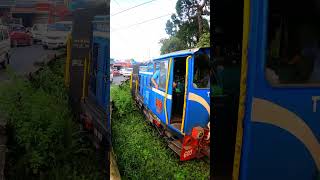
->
xmin=73 ymin=39 xmax=90 ymax=49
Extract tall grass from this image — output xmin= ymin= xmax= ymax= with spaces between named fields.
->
xmin=0 ymin=58 xmax=103 ymax=179
xmin=111 ymin=83 xmax=210 ymax=180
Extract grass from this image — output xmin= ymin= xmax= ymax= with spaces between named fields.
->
xmin=0 ymin=58 xmax=104 ymax=180
xmin=111 ymin=83 xmax=210 ymax=180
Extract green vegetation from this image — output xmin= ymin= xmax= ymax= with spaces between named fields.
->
xmin=0 ymin=58 xmax=103 ymax=179
xmin=160 ymin=36 xmax=188 ymax=55
xmin=111 ymin=83 xmax=210 ymax=180
xmin=197 ymin=32 xmax=210 ymax=48
xmin=160 ymin=0 xmax=210 ymax=54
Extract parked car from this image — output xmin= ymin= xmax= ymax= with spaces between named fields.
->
xmin=9 ymin=24 xmax=33 ymax=47
xmin=122 ymin=68 xmax=133 ymax=77
xmin=119 ymin=68 xmax=126 ymax=75
xmin=112 ymin=68 xmax=120 ymax=76
xmin=31 ymin=23 xmax=48 ymax=43
xmin=42 ymin=21 xmax=72 ymax=49
xmin=0 ymin=25 xmax=10 ymax=69
xmin=110 ymin=68 xmax=113 ymax=83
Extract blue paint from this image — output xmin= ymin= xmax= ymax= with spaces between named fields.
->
xmin=239 ymin=0 xmax=320 ymax=179
xmin=88 ymin=15 xmax=110 ymax=129
xmin=137 ymin=48 xmax=210 ymax=135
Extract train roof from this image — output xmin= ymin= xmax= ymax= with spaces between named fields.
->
xmin=153 ymin=47 xmax=210 ymax=61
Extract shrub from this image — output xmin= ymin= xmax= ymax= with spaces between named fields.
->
xmin=111 ymin=82 xmax=210 ymax=179
xmin=0 ymin=58 xmax=103 ymax=179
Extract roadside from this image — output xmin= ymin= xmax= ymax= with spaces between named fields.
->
xmin=112 ymin=75 xmax=129 ymax=86
xmin=0 ymin=57 xmax=104 ymax=179
xmin=0 ymin=45 xmax=61 ymax=180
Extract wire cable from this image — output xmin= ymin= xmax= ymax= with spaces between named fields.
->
xmin=111 ymin=0 xmax=158 ymax=16
xmin=111 ymin=13 xmax=171 ymax=32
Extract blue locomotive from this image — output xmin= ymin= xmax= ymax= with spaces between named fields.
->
xmin=131 ymin=48 xmax=210 ymax=161
xmin=65 ymin=13 xmax=110 ymax=148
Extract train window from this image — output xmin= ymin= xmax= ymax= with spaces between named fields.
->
xmin=266 ymin=0 xmax=320 ymax=86
xmin=158 ymin=61 xmax=168 ymax=90
xmin=193 ymin=53 xmax=210 ymax=88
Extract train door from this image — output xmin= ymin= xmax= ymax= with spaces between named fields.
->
xmin=152 ymin=60 xmax=172 ymax=124
xmin=169 ymin=56 xmax=188 ymax=133
xmin=182 ymin=50 xmax=211 ymax=135
xmin=100 ymin=42 xmax=109 ymax=108
xmin=237 ymin=0 xmax=320 ymax=179
xmin=89 ymin=43 xmax=98 ymax=98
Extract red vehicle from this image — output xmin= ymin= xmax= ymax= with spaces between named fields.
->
xmin=112 ymin=68 xmax=121 ymax=76
xmin=9 ymin=24 xmax=33 ymax=47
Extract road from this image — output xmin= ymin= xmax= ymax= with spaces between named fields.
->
xmin=0 ymin=45 xmax=59 ymax=81
xmin=112 ymin=75 xmax=128 ymax=85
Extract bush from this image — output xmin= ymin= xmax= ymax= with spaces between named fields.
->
xmin=111 ymin=83 xmax=210 ymax=179
xmin=0 ymin=58 xmax=103 ymax=179
xmin=197 ymin=32 xmax=210 ymax=48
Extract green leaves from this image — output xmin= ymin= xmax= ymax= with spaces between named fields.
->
xmin=160 ymin=36 xmax=188 ymax=55
xmin=1 ymin=58 xmax=103 ymax=179
xmin=161 ymin=0 xmax=210 ymax=52
xmin=197 ymin=32 xmax=210 ymax=48
xmin=111 ymin=82 xmax=210 ymax=179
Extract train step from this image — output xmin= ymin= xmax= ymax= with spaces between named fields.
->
xmin=168 ymin=140 xmax=182 ymax=156
xmin=164 ymin=130 xmax=174 ymax=139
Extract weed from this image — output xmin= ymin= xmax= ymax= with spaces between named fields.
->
xmin=0 ymin=58 xmax=103 ymax=179
xmin=111 ymin=83 xmax=210 ymax=180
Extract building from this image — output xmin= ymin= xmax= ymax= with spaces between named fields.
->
xmin=0 ymin=0 xmax=107 ymax=27
xmin=0 ymin=0 xmax=71 ymax=27
xmin=0 ymin=1 xmax=14 ymax=24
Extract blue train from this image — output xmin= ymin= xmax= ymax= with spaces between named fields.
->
xmin=65 ymin=12 xmax=110 ymax=150
xmin=131 ymin=48 xmax=211 ymax=161
xmin=64 ymin=4 xmax=111 ymax=178
xmin=83 ymin=15 xmax=111 ymax=142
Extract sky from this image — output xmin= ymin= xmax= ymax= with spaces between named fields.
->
xmin=110 ymin=0 xmax=177 ymax=62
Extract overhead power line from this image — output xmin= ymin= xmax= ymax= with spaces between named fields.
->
xmin=111 ymin=0 xmax=158 ymax=16
xmin=111 ymin=13 xmax=171 ymax=32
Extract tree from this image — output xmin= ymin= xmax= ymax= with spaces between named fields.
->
xmin=175 ymin=0 xmax=210 ymax=37
xmin=159 ymin=36 xmax=187 ymax=55
xmin=176 ymin=17 xmax=209 ymax=47
xmin=160 ymin=0 xmax=210 ymax=52
xmin=196 ymin=32 xmax=210 ymax=47
xmin=165 ymin=14 xmax=180 ymax=36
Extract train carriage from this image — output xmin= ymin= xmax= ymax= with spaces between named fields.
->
xmin=133 ymin=0 xmax=320 ymax=179
xmin=65 ymin=7 xmax=111 ymax=178
xmin=132 ymin=47 xmax=211 ymax=161
xmin=211 ymin=0 xmax=320 ymax=179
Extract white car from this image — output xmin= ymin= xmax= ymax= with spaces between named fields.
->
xmin=119 ymin=68 xmax=125 ymax=75
xmin=31 ymin=23 xmax=48 ymax=43
xmin=42 ymin=21 xmax=72 ymax=49
xmin=122 ymin=68 xmax=133 ymax=77
xmin=0 ymin=25 xmax=10 ymax=69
